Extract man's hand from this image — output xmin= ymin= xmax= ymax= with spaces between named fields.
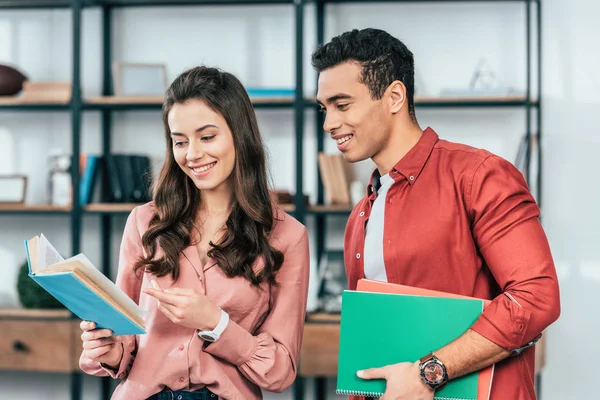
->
xmin=358 ymin=361 xmax=434 ymax=400
xmin=143 ymin=280 xmax=221 ymax=331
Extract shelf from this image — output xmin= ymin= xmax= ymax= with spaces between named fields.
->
xmin=307 ymin=204 xmax=353 ymax=215
xmin=0 ymin=308 xmax=71 ymax=320
xmin=0 ymin=97 xmax=70 ymax=111
xmin=306 ymin=312 xmax=340 ymax=324
xmin=414 ymin=95 xmax=538 ymax=108
xmin=0 ymin=0 xmax=71 ymax=9
xmin=83 ymin=203 xmax=140 ymax=214
xmin=84 ymin=96 xmax=297 ymax=110
xmin=86 ymin=0 xmax=295 ymax=7
xmin=322 ymin=0 xmax=537 ymax=3
xmin=0 ymin=204 xmax=71 ymax=215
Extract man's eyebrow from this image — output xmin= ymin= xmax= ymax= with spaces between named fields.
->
xmin=316 ymin=94 xmax=353 ymax=106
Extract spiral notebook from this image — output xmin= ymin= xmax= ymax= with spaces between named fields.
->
xmin=336 ymin=290 xmax=484 ymax=399
xmin=356 ymin=279 xmax=494 ymax=399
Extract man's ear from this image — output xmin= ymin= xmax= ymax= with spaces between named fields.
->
xmin=387 ymin=80 xmax=406 ymax=114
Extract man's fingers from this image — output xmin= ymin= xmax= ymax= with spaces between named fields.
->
xmin=357 ymin=367 xmax=387 ymax=380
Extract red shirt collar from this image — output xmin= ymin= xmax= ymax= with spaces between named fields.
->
xmin=367 ymin=127 xmax=439 ymax=197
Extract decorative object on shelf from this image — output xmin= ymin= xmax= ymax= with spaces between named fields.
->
xmin=318 ymin=152 xmax=354 ymax=206
xmin=440 ymin=58 xmax=523 ymax=98
xmin=112 ymin=62 xmax=167 ymax=97
xmin=47 ymin=150 xmax=72 ymax=206
xmin=0 ymin=175 xmax=27 ymax=203
xmin=316 ymin=250 xmax=346 ymax=313
xmin=0 ymin=64 xmax=27 ymax=96
xmin=270 ymin=189 xmax=309 ymax=208
xmin=16 ymin=259 xmax=65 ymax=309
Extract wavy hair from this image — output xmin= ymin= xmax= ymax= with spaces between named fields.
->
xmin=134 ymin=66 xmax=284 ymax=286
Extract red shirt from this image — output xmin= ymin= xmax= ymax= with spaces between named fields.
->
xmin=344 ymin=127 xmax=560 ymax=399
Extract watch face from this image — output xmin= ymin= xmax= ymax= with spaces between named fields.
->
xmin=199 ymin=333 xmax=216 ymax=342
xmin=424 ymin=362 xmax=444 ymax=384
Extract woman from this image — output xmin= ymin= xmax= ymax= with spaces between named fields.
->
xmin=79 ymin=66 xmax=310 ymax=400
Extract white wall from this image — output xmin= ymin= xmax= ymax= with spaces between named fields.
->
xmin=0 ymin=0 xmax=596 ymax=399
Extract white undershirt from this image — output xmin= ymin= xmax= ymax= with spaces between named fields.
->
xmin=363 ymin=173 xmax=394 ymax=282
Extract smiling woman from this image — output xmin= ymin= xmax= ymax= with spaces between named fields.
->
xmin=77 ymin=66 xmax=310 ymax=400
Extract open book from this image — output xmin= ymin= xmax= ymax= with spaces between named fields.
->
xmin=24 ymin=234 xmax=146 ymax=335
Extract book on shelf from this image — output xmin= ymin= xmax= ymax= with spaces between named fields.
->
xmin=24 ymin=234 xmax=146 ymax=335
xmin=317 ymin=152 xmax=354 ymax=205
xmin=79 ymin=153 xmax=153 ymax=206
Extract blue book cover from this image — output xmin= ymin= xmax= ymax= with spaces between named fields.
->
xmin=24 ymin=235 xmax=146 ymax=336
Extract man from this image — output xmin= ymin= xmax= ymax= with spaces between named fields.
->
xmin=312 ymin=28 xmax=560 ymax=400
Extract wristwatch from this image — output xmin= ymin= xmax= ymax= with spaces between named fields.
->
xmin=198 ymin=308 xmax=229 ymax=342
xmin=419 ymin=353 xmax=448 ymax=390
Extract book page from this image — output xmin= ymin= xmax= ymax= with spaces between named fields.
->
xmin=65 ymin=254 xmax=147 ymax=319
xmin=37 ymin=233 xmax=65 ymax=271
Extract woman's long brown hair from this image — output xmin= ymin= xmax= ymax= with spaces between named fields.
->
xmin=134 ymin=66 xmax=284 ymax=286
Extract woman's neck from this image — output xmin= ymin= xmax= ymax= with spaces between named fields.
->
xmin=199 ymin=186 xmax=234 ymax=217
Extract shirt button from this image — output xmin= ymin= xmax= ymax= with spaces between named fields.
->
xmin=409 ymin=175 xmax=415 ymax=181
xmin=179 ymin=345 xmax=184 ymax=351
xmin=359 ymin=211 xmax=365 ymax=217
xmin=179 ymin=377 xmax=185 ymax=382
xmin=356 ymin=253 xmax=361 ymax=259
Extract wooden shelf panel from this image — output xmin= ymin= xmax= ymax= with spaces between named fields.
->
xmin=84 ymin=203 xmax=140 ymax=213
xmin=306 ymin=312 xmax=340 ymax=323
xmin=0 ymin=308 xmax=71 ymax=319
xmin=307 ymin=204 xmax=353 ymax=214
xmin=0 ymin=204 xmax=71 ymax=213
xmin=84 ymin=96 xmax=296 ymax=110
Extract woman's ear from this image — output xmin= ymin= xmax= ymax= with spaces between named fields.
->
xmin=387 ymin=80 xmax=406 ymax=114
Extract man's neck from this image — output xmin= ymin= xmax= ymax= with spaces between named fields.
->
xmin=373 ymin=123 xmax=423 ymax=175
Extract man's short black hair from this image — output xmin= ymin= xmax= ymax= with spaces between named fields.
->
xmin=311 ymin=28 xmax=416 ymax=121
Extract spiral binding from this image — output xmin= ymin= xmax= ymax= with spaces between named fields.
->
xmin=336 ymin=390 xmax=474 ymax=400
xmin=336 ymin=389 xmax=383 ymax=396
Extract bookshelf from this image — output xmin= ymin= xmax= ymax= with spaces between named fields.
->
xmin=0 ymin=0 xmax=542 ymax=400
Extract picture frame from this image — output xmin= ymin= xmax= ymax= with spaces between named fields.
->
xmin=0 ymin=175 xmax=27 ymax=203
xmin=111 ymin=62 xmax=167 ymax=97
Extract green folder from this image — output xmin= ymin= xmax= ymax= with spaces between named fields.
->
xmin=337 ymin=290 xmax=484 ymax=399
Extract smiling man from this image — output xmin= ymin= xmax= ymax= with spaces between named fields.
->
xmin=312 ymin=28 xmax=560 ymax=400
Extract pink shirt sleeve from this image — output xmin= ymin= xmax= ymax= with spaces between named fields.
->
xmin=79 ymin=206 xmax=143 ymax=379
xmin=203 ymin=228 xmax=310 ymax=392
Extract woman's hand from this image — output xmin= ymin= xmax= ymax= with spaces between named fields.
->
xmin=144 ymin=280 xmax=221 ymax=331
xmin=80 ymin=321 xmax=123 ymax=369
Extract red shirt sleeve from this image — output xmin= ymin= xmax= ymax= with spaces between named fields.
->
xmin=467 ymin=155 xmax=560 ymax=350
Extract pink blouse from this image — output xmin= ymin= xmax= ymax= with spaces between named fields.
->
xmin=79 ymin=203 xmax=310 ymax=400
